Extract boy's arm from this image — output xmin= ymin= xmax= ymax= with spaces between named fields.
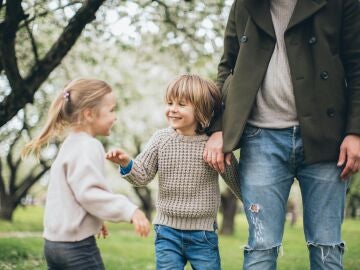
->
xmin=220 ymin=153 xmax=242 ymax=200
xmin=120 ymin=132 xmax=160 ymax=186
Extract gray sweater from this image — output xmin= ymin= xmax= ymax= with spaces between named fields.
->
xmin=248 ymin=0 xmax=299 ymax=128
xmin=122 ymin=128 xmax=241 ymax=231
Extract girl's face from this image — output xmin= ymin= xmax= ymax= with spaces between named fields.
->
xmin=88 ymin=92 xmax=117 ymax=136
xmin=165 ymin=98 xmax=197 ymax=136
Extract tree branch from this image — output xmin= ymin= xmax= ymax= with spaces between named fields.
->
xmin=19 ymin=1 xmax=83 ymax=29
xmin=0 ymin=158 xmax=5 ymax=196
xmin=151 ymin=0 xmax=202 ymax=45
xmin=7 ymin=111 xmax=27 ymax=194
xmin=14 ymin=162 xmax=50 ymax=205
xmin=0 ymin=0 xmax=29 ymax=121
xmin=24 ymin=18 xmax=39 ymax=64
xmin=0 ymin=0 xmax=106 ymax=127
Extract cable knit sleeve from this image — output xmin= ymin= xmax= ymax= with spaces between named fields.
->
xmin=67 ymin=140 xmax=138 ymax=223
xmin=122 ymin=131 xmax=161 ymax=186
xmin=220 ymin=153 xmax=242 ymax=200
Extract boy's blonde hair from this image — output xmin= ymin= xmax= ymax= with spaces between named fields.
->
xmin=165 ymin=74 xmax=221 ymax=134
xmin=22 ymin=78 xmax=112 ymax=157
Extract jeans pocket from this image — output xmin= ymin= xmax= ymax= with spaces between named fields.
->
xmin=154 ymin=225 xmax=161 ymax=242
xmin=242 ymin=125 xmax=262 ymax=138
xmin=202 ymin=231 xmax=219 ymax=248
xmin=154 ymin=224 xmax=161 ymax=234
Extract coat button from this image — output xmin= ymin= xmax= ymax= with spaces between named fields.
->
xmin=240 ymin=35 xmax=248 ymax=43
xmin=327 ymin=108 xmax=335 ymax=117
xmin=309 ymin=36 xmax=317 ymax=45
xmin=320 ymin=71 xmax=329 ymax=80
xmin=221 ymin=101 xmax=225 ymax=110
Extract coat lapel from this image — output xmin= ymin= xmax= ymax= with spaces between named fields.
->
xmin=287 ymin=0 xmax=327 ymax=31
xmin=244 ymin=0 xmax=275 ymax=39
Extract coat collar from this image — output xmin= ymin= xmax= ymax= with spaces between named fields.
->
xmin=244 ymin=0 xmax=275 ymax=39
xmin=287 ymin=0 xmax=327 ymax=31
xmin=244 ymin=0 xmax=327 ymax=37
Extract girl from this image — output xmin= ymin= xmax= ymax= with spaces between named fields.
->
xmin=22 ymin=78 xmax=150 ymax=270
xmin=106 ymin=74 xmax=242 ymax=270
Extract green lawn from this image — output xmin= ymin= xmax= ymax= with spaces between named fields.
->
xmin=0 ymin=207 xmax=359 ymax=270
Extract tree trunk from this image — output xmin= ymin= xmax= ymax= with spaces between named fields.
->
xmin=134 ymin=187 xmax=153 ymax=220
xmin=286 ymin=199 xmax=297 ymax=227
xmin=347 ymin=196 xmax=358 ymax=219
xmin=0 ymin=195 xmax=16 ymax=221
xmin=220 ymin=189 xmax=237 ymax=235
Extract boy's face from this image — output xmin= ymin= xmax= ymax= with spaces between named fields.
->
xmin=165 ymin=98 xmax=197 ymax=136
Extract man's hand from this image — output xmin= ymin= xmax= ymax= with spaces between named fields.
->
xmin=131 ymin=209 xmax=150 ymax=237
xmin=338 ymin=134 xmax=360 ymax=179
xmin=203 ymin=131 xmax=231 ymax=173
xmin=106 ymin=149 xmax=131 ymax=167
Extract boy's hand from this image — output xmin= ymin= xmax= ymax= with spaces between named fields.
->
xmin=131 ymin=209 xmax=150 ymax=237
xmin=106 ymin=149 xmax=131 ymax=167
xmin=97 ymin=223 xmax=109 ymax=239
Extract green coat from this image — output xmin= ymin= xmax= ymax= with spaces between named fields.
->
xmin=214 ymin=0 xmax=360 ymax=163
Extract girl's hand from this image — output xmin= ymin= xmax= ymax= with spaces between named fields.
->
xmin=131 ymin=209 xmax=150 ymax=237
xmin=106 ymin=149 xmax=131 ymax=167
xmin=97 ymin=223 xmax=109 ymax=239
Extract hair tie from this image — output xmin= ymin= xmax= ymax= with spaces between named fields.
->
xmin=63 ymin=91 xmax=70 ymax=101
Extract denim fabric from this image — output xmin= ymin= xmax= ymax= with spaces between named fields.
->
xmin=154 ymin=224 xmax=221 ymax=270
xmin=44 ymin=236 xmax=105 ymax=270
xmin=239 ymin=125 xmax=348 ymax=270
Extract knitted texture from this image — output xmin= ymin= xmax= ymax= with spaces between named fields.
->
xmin=123 ymin=128 xmax=241 ymax=231
xmin=248 ymin=0 xmax=299 ymax=128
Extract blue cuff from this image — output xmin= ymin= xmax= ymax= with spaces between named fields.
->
xmin=119 ymin=160 xmax=133 ymax=175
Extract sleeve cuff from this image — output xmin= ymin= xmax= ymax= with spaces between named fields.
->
xmin=119 ymin=160 xmax=133 ymax=175
xmin=124 ymin=203 xmax=139 ymax=223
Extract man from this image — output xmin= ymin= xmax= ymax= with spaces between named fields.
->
xmin=204 ymin=0 xmax=360 ymax=269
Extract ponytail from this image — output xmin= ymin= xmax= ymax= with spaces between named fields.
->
xmin=22 ymin=92 xmax=69 ymax=158
xmin=21 ymin=78 xmax=112 ymax=158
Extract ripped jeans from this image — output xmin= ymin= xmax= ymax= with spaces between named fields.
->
xmin=239 ymin=125 xmax=348 ymax=270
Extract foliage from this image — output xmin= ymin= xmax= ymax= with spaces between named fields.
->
xmin=346 ymin=173 xmax=360 ymax=218
xmin=0 ymin=0 xmax=231 ymax=220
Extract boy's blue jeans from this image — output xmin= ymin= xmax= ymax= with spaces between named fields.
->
xmin=154 ymin=224 xmax=221 ymax=270
xmin=239 ymin=125 xmax=348 ymax=270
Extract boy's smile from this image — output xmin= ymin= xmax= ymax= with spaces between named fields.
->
xmin=165 ymin=99 xmax=197 ymax=136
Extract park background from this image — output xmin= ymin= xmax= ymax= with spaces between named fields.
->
xmin=0 ymin=0 xmax=359 ymax=269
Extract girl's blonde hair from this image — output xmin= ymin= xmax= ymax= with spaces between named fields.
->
xmin=165 ymin=74 xmax=221 ymax=134
xmin=22 ymin=78 xmax=112 ymax=157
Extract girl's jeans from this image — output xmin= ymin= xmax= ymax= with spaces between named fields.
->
xmin=240 ymin=125 xmax=347 ymax=270
xmin=154 ymin=224 xmax=221 ymax=270
xmin=44 ymin=236 xmax=105 ymax=270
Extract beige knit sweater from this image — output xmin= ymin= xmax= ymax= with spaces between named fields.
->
xmin=43 ymin=132 xmax=138 ymax=242
xmin=122 ymin=128 xmax=241 ymax=231
xmin=248 ymin=0 xmax=299 ymax=128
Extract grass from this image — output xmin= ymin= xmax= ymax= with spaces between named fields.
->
xmin=0 ymin=207 xmax=359 ymax=269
